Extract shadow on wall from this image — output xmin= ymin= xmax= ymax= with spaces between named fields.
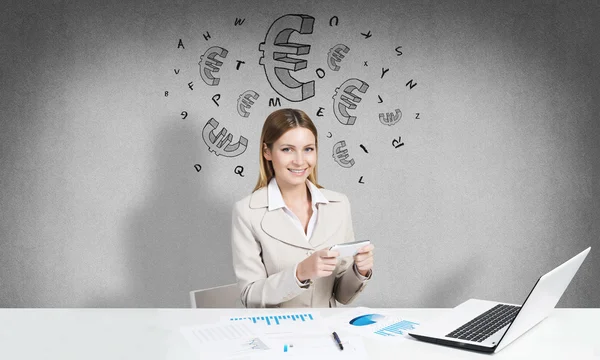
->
xmin=416 ymin=254 xmax=482 ymax=308
xmin=85 ymin=120 xmax=234 ymax=307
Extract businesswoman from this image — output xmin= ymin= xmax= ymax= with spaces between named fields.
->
xmin=231 ymin=108 xmax=374 ymax=308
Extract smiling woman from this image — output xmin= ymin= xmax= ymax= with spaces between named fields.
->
xmin=230 ymin=108 xmax=375 ymax=308
xmin=253 ymin=109 xmax=321 ymax=192
xmin=262 ymin=124 xmax=317 ymax=189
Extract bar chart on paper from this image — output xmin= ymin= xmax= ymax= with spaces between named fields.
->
xmin=228 ymin=313 xmax=316 ymax=326
xmin=325 ymin=307 xmax=421 ymax=340
xmin=350 ymin=313 xmax=419 ymax=337
xmin=223 ymin=312 xmax=324 ymax=336
xmin=373 ymin=319 xmax=419 ymax=336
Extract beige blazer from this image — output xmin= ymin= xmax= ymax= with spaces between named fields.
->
xmin=231 ymin=186 xmax=370 ymax=308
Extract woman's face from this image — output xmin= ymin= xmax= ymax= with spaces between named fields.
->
xmin=264 ymin=127 xmax=317 ymax=188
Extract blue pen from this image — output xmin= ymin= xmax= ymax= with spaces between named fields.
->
xmin=332 ymin=331 xmax=344 ymax=350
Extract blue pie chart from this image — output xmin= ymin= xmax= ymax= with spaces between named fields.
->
xmin=349 ymin=314 xmax=385 ymax=326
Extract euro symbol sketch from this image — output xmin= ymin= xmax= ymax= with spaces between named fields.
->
xmin=199 ymin=46 xmax=228 ymax=86
xmin=237 ymin=90 xmax=260 ymax=118
xmin=332 ymin=78 xmax=369 ymax=125
xmin=332 ymin=140 xmax=355 ymax=168
xmin=379 ymin=109 xmax=402 ymax=126
xmin=202 ymin=118 xmax=248 ymax=157
xmin=327 ymin=44 xmax=349 ymax=71
xmin=259 ymin=14 xmax=315 ymax=102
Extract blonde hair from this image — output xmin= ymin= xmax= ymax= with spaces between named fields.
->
xmin=253 ymin=108 xmax=323 ymax=192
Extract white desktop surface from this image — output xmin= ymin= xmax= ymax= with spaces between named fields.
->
xmin=0 ymin=308 xmax=598 ymax=359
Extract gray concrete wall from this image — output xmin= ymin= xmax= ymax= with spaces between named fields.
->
xmin=1 ymin=0 xmax=598 ymax=307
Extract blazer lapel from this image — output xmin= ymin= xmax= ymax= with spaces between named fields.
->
xmin=309 ymin=191 xmax=345 ymax=249
xmin=308 ymin=203 xmax=339 ymax=248
xmin=251 ymin=187 xmax=312 ymax=250
xmin=261 ymin=209 xmax=313 ymax=250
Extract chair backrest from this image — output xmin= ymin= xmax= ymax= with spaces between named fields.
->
xmin=189 ymin=284 xmax=243 ymax=308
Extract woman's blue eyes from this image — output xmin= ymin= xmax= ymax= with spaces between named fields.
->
xmin=282 ymin=147 xmax=314 ymax=152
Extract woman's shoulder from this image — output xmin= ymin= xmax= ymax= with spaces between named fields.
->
xmin=234 ymin=187 xmax=268 ymax=210
xmin=234 ymin=193 xmax=252 ymax=206
xmin=318 ymin=187 xmax=349 ymax=203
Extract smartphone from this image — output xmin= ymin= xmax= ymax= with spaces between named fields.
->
xmin=329 ymin=240 xmax=371 ymax=257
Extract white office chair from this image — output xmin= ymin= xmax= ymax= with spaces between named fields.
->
xmin=189 ymin=283 xmax=244 ymax=308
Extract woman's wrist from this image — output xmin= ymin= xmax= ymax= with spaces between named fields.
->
xmin=295 ymin=263 xmax=307 ymax=282
xmin=358 ymin=268 xmax=369 ymax=277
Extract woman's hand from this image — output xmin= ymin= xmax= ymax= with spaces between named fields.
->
xmin=353 ymin=244 xmax=374 ymax=277
xmin=296 ymin=249 xmax=340 ymax=282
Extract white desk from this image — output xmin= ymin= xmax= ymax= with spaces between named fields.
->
xmin=0 ymin=308 xmax=598 ymax=359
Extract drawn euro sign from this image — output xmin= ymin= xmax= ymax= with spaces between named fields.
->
xmin=379 ymin=109 xmax=402 ymax=126
xmin=332 ymin=78 xmax=369 ymax=125
xmin=327 ymin=44 xmax=349 ymax=71
xmin=237 ymin=90 xmax=259 ymax=118
xmin=332 ymin=140 xmax=355 ymax=168
xmin=199 ymin=46 xmax=228 ymax=86
xmin=202 ymin=118 xmax=248 ymax=157
xmin=259 ymin=14 xmax=315 ymax=102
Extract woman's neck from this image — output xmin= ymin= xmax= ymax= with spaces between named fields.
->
xmin=279 ymin=181 xmax=310 ymax=205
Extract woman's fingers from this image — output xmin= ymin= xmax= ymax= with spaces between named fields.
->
xmin=356 ymin=244 xmax=375 ymax=254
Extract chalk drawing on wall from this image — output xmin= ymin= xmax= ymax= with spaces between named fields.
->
xmin=167 ymin=13 xmax=422 ymax=178
xmin=332 ymin=78 xmax=370 ymax=125
xmin=379 ymin=109 xmax=402 ymax=126
xmin=234 ymin=165 xmax=245 ymax=177
xmin=199 ymin=46 xmax=229 ymax=86
xmin=202 ymin=118 xmax=248 ymax=157
xmin=392 ymin=136 xmax=404 ymax=148
xmin=259 ymin=14 xmax=315 ymax=102
xmin=327 ymin=44 xmax=349 ymax=71
xmin=237 ymin=90 xmax=260 ymax=118
xmin=332 ymin=140 xmax=355 ymax=168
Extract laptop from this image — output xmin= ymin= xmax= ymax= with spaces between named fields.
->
xmin=408 ymin=247 xmax=591 ymax=353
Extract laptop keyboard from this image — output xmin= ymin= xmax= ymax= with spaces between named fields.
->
xmin=446 ymin=304 xmax=520 ymax=343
